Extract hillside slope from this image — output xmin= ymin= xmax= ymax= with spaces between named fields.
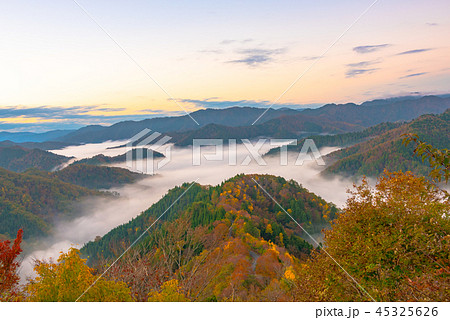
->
xmin=0 ymin=167 xmax=101 ymax=239
xmin=170 ymin=115 xmax=364 ymax=146
xmin=82 ymin=174 xmax=338 ymax=301
xmin=0 ymin=129 xmax=73 ymax=143
xmin=82 ymin=174 xmax=337 ymax=262
xmin=74 ymin=148 xmax=164 ymax=166
xmin=0 ymin=146 xmax=70 ymax=172
xmin=265 ymin=121 xmax=404 ymax=156
xmin=26 ymin=164 xmax=144 ymax=190
xmin=323 ymin=109 xmax=450 ymax=178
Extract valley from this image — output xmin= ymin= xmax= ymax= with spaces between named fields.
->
xmin=1 ymin=97 xmax=449 ymax=302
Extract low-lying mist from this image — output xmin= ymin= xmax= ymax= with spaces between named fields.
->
xmin=21 ymin=141 xmax=360 ymax=280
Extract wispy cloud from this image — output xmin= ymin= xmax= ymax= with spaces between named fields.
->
xmin=399 ymin=72 xmax=428 ymax=79
xmin=426 ymin=22 xmax=439 ymax=26
xmin=353 ymin=44 xmax=390 ymax=54
xmin=396 ymin=48 xmax=432 ymax=55
xmin=179 ymin=98 xmax=319 ymax=110
xmin=346 ymin=68 xmax=379 ymax=78
xmin=220 ymin=39 xmax=254 ymax=45
xmin=346 ymin=59 xmax=381 ymax=68
xmin=0 ymin=106 xmax=184 ymax=132
xmin=0 ymin=105 xmax=108 ymax=119
xmin=198 ymin=49 xmax=224 ymax=54
xmin=301 ymin=56 xmax=321 ymax=61
xmin=345 ymin=59 xmax=381 ymax=78
xmin=228 ymin=48 xmax=286 ymax=66
xmin=137 ymin=109 xmax=185 ymax=115
xmin=228 ymin=55 xmax=271 ymax=66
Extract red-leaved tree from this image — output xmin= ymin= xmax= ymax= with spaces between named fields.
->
xmin=0 ymin=229 xmax=23 ymax=301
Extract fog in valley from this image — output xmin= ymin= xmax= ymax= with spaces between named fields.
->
xmin=20 ymin=140 xmax=362 ymax=279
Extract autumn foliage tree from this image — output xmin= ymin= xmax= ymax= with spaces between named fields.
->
xmin=293 ymin=171 xmax=450 ymax=301
xmin=0 ymin=229 xmax=23 ymax=301
xmin=402 ymin=133 xmax=450 ymax=183
xmin=148 ymin=279 xmax=190 ymax=302
xmin=26 ymin=248 xmax=132 ymax=302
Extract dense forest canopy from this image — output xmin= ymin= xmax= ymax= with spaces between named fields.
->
xmin=2 ymin=169 xmax=448 ymax=301
xmin=0 ymin=146 xmax=70 ymax=172
xmin=323 ymin=110 xmax=449 ymax=178
xmin=82 ymin=174 xmax=335 ymax=263
xmin=0 ymin=167 xmax=101 ymax=240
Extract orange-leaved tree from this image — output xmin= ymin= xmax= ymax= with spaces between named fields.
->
xmin=0 ymin=229 xmax=23 ymax=301
xmin=293 ymin=171 xmax=450 ymax=302
xmin=26 ymin=248 xmax=132 ymax=302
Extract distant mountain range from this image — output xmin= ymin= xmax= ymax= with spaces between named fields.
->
xmin=169 ymin=114 xmax=364 ymax=146
xmin=0 ymin=130 xmax=73 ymax=143
xmin=57 ymin=95 xmax=450 ymax=146
xmin=301 ymin=95 xmax=450 ymax=127
xmin=2 ymin=95 xmax=448 ymax=147
xmin=265 ymin=121 xmax=405 ymax=156
xmin=55 ymin=107 xmax=301 ymax=144
xmin=0 ymin=139 xmax=77 ymax=150
xmin=0 ymin=94 xmax=448 ymax=185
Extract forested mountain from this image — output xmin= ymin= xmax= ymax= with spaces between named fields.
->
xmin=2 ymin=171 xmax=448 ymax=301
xmin=0 ymin=146 xmax=70 ymax=172
xmin=3 ymin=171 xmax=447 ymax=301
xmin=323 ymin=110 xmax=450 ymax=178
xmin=74 ymin=172 xmax=449 ymax=302
xmin=1 ymin=95 xmax=449 ymax=302
xmin=74 ymin=148 xmax=164 ymax=166
xmin=0 ymin=167 xmax=100 ymax=239
xmin=82 ymin=174 xmax=336 ymax=263
xmin=302 ymin=95 xmax=450 ymax=127
xmin=26 ymin=164 xmax=143 ymax=190
xmin=266 ymin=121 xmax=404 ymax=157
xmin=0 ymin=161 xmax=145 ymax=240
xmin=169 ymin=115 xmax=364 ymax=146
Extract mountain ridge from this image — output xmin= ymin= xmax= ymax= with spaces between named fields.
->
xmin=323 ymin=109 xmax=450 ymax=178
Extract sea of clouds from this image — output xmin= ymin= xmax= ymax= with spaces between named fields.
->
xmin=20 ymin=140 xmax=360 ymax=280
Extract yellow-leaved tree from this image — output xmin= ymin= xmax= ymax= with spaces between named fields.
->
xmin=26 ymin=248 xmax=132 ymax=302
xmin=293 ymin=171 xmax=450 ymax=302
xmin=148 ymin=279 xmax=190 ymax=302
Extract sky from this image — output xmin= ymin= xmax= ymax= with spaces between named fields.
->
xmin=1 ymin=0 xmax=449 ymax=131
